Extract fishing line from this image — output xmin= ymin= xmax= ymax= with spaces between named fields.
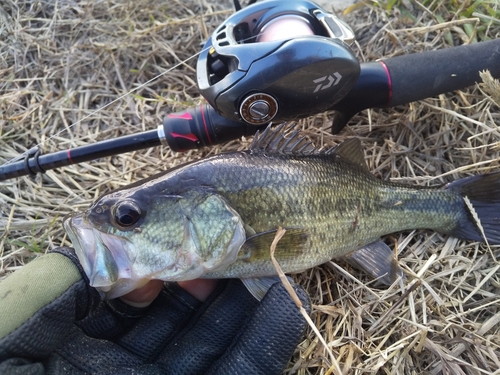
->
xmin=0 ymin=49 xmax=204 ymax=168
xmin=1 ymin=29 xmax=273 ymax=170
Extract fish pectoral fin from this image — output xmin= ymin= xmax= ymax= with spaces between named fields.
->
xmin=241 ymin=276 xmax=281 ymax=301
xmin=239 ymin=227 xmax=310 ymax=262
xmin=343 ymin=240 xmax=404 ymax=286
xmin=243 ymin=224 xmax=257 ymax=237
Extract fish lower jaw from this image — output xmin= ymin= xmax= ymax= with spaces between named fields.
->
xmin=90 ymin=274 xmax=115 ymax=291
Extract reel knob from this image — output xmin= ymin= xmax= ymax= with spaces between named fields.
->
xmin=239 ymin=93 xmax=278 ymax=125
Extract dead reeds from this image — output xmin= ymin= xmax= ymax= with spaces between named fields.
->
xmin=1 ymin=0 xmax=499 ymax=374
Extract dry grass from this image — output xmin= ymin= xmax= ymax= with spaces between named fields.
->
xmin=1 ymin=0 xmax=500 ymax=374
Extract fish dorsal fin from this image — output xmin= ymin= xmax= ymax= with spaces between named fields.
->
xmin=250 ymin=125 xmax=367 ymax=169
xmin=250 ymin=123 xmax=321 ymax=155
xmin=329 ymin=138 xmax=368 ymax=170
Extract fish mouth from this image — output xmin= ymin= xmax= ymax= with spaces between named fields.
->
xmin=64 ymin=215 xmax=145 ymax=298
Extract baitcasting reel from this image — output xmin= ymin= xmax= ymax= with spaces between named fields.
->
xmin=197 ymin=0 xmax=359 ymax=125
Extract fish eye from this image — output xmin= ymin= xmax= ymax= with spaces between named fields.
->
xmin=113 ymin=201 xmax=142 ymax=228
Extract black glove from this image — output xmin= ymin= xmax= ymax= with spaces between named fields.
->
xmin=0 ymin=247 xmax=310 ymax=375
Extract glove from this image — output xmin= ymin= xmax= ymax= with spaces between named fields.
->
xmin=0 ymin=247 xmax=310 ymax=375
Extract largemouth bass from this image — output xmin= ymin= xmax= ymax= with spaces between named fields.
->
xmin=64 ymin=124 xmax=500 ymax=299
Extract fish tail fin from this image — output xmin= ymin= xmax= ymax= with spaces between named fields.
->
xmin=446 ymin=172 xmax=500 ymax=244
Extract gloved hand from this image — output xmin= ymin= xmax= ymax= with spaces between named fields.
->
xmin=0 ymin=247 xmax=310 ymax=375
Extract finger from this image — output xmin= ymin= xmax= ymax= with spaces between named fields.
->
xmin=156 ymin=279 xmax=260 ymax=374
xmin=53 ymin=281 xmax=212 ymax=370
xmin=177 ymin=279 xmax=218 ymax=301
xmin=100 ymin=279 xmax=219 ymax=362
xmin=110 ymin=281 xmax=217 ymax=362
xmin=206 ymin=282 xmax=310 ymax=375
xmin=120 ymin=279 xmax=165 ymax=307
xmin=120 ymin=277 xmax=218 ymax=309
xmin=121 ymin=279 xmax=218 ymax=307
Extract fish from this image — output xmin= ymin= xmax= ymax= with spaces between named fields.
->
xmin=64 ymin=124 xmax=500 ymax=300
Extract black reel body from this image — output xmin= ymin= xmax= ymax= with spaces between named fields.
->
xmin=197 ymin=0 xmax=360 ymax=125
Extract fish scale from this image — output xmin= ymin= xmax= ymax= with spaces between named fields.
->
xmin=200 ymin=152 xmax=464 ymax=278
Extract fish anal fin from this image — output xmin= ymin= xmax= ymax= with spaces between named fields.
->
xmin=343 ymin=240 xmax=404 ymax=286
xmin=239 ymin=227 xmax=310 ymax=263
xmin=241 ymin=276 xmax=280 ymax=301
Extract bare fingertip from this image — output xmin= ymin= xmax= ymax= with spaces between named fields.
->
xmin=178 ymin=279 xmax=218 ymax=301
xmin=120 ymin=279 xmax=164 ymax=307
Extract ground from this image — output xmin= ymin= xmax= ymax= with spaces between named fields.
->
xmin=1 ymin=0 xmax=500 ymax=374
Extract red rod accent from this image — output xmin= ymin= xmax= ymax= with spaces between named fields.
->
xmin=379 ymin=61 xmax=392 ymax=106
xmin=170 ymin=132 xmax=199 ymax=142
xmin=199 ymin=104 xmax=212 ymax=145
xmin=67 ymin=149 xmax=74 ymax=164
xmin=168 ymin=112 xmax=193 ymax=120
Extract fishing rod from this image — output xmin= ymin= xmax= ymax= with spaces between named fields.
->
xmin=1 ymin=0 xmax=500 ymax=181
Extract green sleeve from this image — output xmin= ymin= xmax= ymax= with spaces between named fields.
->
xmin=0 ymin=253 xmax=82 ymax=339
